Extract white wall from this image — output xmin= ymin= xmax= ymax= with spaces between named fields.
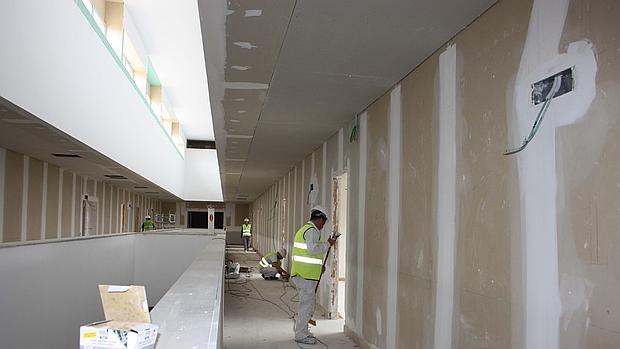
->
xmin=0 ymin=233 xmax=211 ymax=349
xmin=0 ymin=1 xmax=222 ymax=202
xmin=0 ymin=235 xmax=135 ymax=349
xmin=133 ymin=233 xmax=210 ymax=306
xmin=182 ymin=149 xmax=223 ymax=201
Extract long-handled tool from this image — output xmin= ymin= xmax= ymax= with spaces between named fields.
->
xmin=308 ymin=232 xmax=340 ymax=326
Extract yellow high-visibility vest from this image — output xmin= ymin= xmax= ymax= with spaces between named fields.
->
xmin=242 ymin=224 xmax=252 ymax=237
xmin=259 ymin=252 xmax=276 ymax=271
xmin=290 ymin=223 xmax=324 ymax=281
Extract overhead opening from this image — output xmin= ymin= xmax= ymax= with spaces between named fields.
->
xmin=52 ymin=153 xmax=82 ymax=158
xmin=104 ymin=174 xmax=128 ymax=180
xmin=187 ymin=140 xmax=216 ymax=149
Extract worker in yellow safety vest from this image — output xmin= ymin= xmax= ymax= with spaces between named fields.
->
xmin=141 ymin=215 xmax=155 ymax=231
xmin=290 ymin=206 xmax=337 ymax=345
xmin=242 ymin=218 xmax=252 ymax=253
xmin=259 ymin=248 xmax=288 ymax=280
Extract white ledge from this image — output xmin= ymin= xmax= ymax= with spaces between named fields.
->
xmin=151 ymin=233 xmax=226 ymax=349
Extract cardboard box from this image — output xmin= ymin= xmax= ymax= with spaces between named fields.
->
xmin=80 ymin=285 xmax=159 ymax=349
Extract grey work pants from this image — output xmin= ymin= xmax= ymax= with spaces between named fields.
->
xmin=242 ymin=236 xmax=252 ymax=251
xmin=292 ymin=276 xmax=318 ymax=340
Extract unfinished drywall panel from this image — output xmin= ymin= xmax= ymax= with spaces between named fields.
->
xmin=26 ymin=157 xmax=43 ymax=241
xmin=45 ymin=164 xmax=59 ymax=239
xmin=61 ymin=171 xmax=73 ymax=237
xmin=74 ymin=175 xmax=82 ymax=235
xmin=345 ymin=124 xmax=361 ymax=332
xmin=312 ymin=146 xmax=323 ymax=209
xmin=295 ymin=162 xmax=303 ymax=230
xmin=397 ymin=50 xmax=438 ymax=349
xmin=303 ymin=155 xmax=312 ymax=222
xmin=452 ymin=0 xmax=532 ymax=346
xmin=3 ymin=150 xmax=23 ymax=242
xmin=554 ymin=0 xmax=620 ymax=347
xmin=96 ymin=181 xmax=104 ymax=234
xmin=363 ymin=93 xmax=390 ymax=348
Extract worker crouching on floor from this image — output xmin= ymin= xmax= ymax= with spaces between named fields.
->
xmin=259 ymin=248 xmax=289 ymax=280
xmin=290 ymin=206 xmax=337 ymax=345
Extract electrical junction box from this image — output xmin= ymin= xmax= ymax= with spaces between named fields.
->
xmin=531 ymin=67 xmax=574 ymax=105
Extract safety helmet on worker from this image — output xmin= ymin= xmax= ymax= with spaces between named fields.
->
xmin=310 ymin=205 xmax=328 ymax=220
xmin=145 ymin=215 xmax=151 ymax=220
xmin=244 ymin=217 xmax=250 ymax=223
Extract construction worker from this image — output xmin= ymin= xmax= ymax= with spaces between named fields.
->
xmin=290 ymin=206 xmax=337 ymax=345
xmin=242 ymin=218 xmax=252 ymax=252
xmin=141 ymin=215 xmax=155 ymax=231
xmin=259 ymin=248 xmax=288 ymax=280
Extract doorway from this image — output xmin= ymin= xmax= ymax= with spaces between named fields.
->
xmin=188 ymin=211 xmax=208 ymax=228
xmin=332 ymin=173 xmax=348 ymax=319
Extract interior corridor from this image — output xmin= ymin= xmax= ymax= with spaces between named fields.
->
xmin=223 ymin=247 xmax=357 ymax=349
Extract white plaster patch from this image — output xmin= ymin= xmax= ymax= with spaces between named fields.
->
xmin=231 ymin=65 xmax=251 ymax=71
xmin=376 ymin=307 xmax=383 ymax=336
xmin=356 ymin=112 xmax=368 ymax=334
xmin=386 ymin=85 xmax=402 ymax=349
xmin=244 ymin=9 xmax=262 ymax=17
xmin=0 ymin=148 xmax=5 ymax=241
xmin=233 ymin=41 xmax=257 ymax=50
xmin=433 ymin=44 xmax=458 ymax=349
xmin=308 ymin=171 xmax=319 ymax=206
xmin=511 ymin=1 xmax=598 ymax=348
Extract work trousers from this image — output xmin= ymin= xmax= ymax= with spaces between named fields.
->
xmin=292 ymin=276 xmax=318 ymax=340
xmin=242 ymin=236 xmax=252 ymax=251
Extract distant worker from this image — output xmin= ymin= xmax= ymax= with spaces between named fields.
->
xmin=141 ymin=215 xmax=155 ymax=232
xmin=290 ymin=206 xmax=338 ymax=345
xmin=242 ymin=218 xmax=252 ymax=252
xmin=259 ymin=248 xmax=288 ymax=280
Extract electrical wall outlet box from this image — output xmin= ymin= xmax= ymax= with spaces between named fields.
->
xmin=80 ymin=285 xmax=159 ymax=349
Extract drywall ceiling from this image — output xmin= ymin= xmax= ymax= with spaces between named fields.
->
xmin=124 ymin=0 xmax=215 ymax=141
xmin=0 ymin=98 xmax=177 ymax=201
xmin=199 ymin=0 xmax=497 ymax=202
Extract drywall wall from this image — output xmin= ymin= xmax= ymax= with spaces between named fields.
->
xmin=0 ymin=147 xmax=162 ymax=243
xmin=250 ymin=0 xmax=620 ymax=348
xmin=0 ymin=232 xmax=210 ymax=349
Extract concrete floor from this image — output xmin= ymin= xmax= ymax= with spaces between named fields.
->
xmin=223 ymin=248 xmax=358 ymax=348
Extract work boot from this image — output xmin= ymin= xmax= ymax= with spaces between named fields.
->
xmin=295 ymin=336 xmax=317 ymax=345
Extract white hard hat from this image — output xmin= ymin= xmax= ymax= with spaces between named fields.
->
xmin=244 ymin=217 xmax=250 ymax=222
xmin=145 ymin=215 xmax=151 ymax=219
xmin=278 ymin=248 xmax=287 ymax=258
xmin=310 ymin=205 xmax=328 ymax=218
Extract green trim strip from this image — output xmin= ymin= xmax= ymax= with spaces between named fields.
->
xmin=75 ymin=0 xmax=183 ymax=158
xmin=147 ymin=60 xmax=162 ymax=86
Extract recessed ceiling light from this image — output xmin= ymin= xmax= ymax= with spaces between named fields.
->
xmin=230 ymin=119 xmax=240 ymax=123
xmin=238 ymin=110 xmax=247 ymax=114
